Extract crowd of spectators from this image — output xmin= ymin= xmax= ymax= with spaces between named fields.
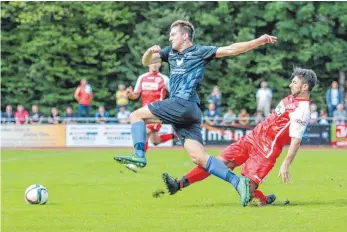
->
xmin=1 ymin=80 xmax=346 ymax=126
xmin=203 ymin=81 xmax=346 ymax=126
xmin=1 ymin=79 xmax=131 ymax=125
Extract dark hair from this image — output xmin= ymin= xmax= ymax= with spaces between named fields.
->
xmin=291 ymin=67 xmax=317 ymax=91
xmin=171 ymin=20 xmax=195 ymax=42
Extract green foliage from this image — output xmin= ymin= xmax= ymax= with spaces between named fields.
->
xmin=1 ymin=1 xmax=135 ymax=115
xmin=1 ymin=1 xmax=346 ymax=115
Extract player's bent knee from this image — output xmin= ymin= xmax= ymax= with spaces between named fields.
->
xmin=190 ymin=154 xmax=205 ymax=166
xmin=129 ymin=112 xmax=138 ymax=121
xmin=130 ymin=110 xmax=145 ymax=122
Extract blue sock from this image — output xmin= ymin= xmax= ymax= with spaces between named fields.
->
xmin=205 ymin=156 xmax=240 ymax=188
xmin=131 ymin=121 xmax=147 ymax=158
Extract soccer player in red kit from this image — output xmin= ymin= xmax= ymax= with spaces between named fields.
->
xmin=163 ymin=67 xmax=317 ymax=206
xmin=125 ymin=63 xmax=177 ymax=153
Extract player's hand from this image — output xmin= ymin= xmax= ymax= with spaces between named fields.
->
xmin=126 ymin=86 xmax=133 ymax=96
xmin=258 ymin=34 xmax=277 ymax=45
xmin=147 ymin=45 xmax=161 ymax=54
xmin=278 ymin=164 xmax=290 ymax=184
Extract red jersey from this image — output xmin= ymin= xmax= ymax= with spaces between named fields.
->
xmin=14 ymin=110 xmax=29 ymax=124
xmin=248 ymin=95 xmax=311 ymax=161
xmin=134 ymin=72 xmax=169 ymax=106
xmin=76 ymin=84 xmax=92 ymax=106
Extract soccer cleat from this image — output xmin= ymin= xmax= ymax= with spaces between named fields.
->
xmin=235 ymin=176 xmax=250 ymax=207
xmin=259 ymin=193 xmax=276 ymax=205
xmin=114 ymin=154 xmax=147 ymax=168
xmin=162 ymin=173 xmax=180 ymax=195
xmin=266 ymin=194 xmax=276 ymax=205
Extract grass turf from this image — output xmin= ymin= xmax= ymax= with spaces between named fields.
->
xmin=1 ymin=148 xmax=347 ymax=232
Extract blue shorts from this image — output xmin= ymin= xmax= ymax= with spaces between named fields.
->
xmin=148 ymin=97 xmax=203 ymax=144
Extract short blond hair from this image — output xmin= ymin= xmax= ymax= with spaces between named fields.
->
xmin=171 ymin=20 xmax=195 ymax=42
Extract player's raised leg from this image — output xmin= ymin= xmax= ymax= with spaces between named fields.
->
xmin=114 ymin=105 xmax=159 ymax=168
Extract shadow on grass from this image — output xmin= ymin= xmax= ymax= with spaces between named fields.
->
xmin=185 ymin=198 xmax=347 ymax=208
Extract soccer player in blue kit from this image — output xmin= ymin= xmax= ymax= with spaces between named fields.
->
xmin=115 ymin=20 xmax=277 ymax=206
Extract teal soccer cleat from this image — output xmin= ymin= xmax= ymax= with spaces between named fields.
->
xmin=114 ymin=154 xmax=147 ymax=168
xmin=236 ymin=176 xmax=251 ymax=207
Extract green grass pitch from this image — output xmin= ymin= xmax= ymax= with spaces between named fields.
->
xmin=1 ymin=148 xmax=347 ymax=232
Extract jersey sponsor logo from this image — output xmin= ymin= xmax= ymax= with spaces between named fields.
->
xmin=171 ymin=68 xmax=186 ymax=75
xmin=176 ymin=58 xmax=184 ymax=67
xmin=142 ymin=82 xmax=159 ymax=90
xmin=296 ymin=119 xmax=307 ymax=126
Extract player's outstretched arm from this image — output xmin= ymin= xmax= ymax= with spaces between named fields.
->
xmin=142 ymin=45 xmax=162 ymax=66
xmin=277 ymin=138 xmax=301 ymax=184
xmin=215 ymin=34 xmax=277 ymax=58
xmin=126 ymin=86 xmax=140 ymax=100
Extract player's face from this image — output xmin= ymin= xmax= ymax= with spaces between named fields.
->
xmin=149 ymin=63 xmax=161 ymax=72
xmin=289 ymin=76 xmax=306 ymax=97
xmin=169 ymin=26 xmax=186 ymax=50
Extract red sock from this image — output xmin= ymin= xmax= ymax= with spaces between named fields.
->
xmin=254 ymin=189 xmax=267 ymax=204
xmin=159 ymin=134 xmax=175 ymax=143
xmin=144 ymin=141 xmax=149 ymax=152
xmin=184 ymin=166 xmax=210 ymax=185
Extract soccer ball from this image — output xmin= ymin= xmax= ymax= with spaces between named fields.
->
xmin=24 ymin=184 xmax=48 ymax=205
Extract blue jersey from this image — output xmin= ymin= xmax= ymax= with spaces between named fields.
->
xmin=159 ymin=45 xmax=218 ymax=103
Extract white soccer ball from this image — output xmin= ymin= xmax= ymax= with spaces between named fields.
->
xmin=24 ymin=184 xmax=48 ymax=205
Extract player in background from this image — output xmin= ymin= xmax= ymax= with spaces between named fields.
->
xmin=115 ymin=20 xmax=277 ymax=207
xmin=124 ymin=63 xmax=177 ymax=154
xmin=162 ymin=68 xmax=317 ymax=206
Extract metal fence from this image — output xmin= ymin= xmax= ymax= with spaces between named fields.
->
xmin=0 ymin=116 xmax=343 ymax=125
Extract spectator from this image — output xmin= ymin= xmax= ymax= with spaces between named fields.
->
xmin=95 ymin=106 xmax=110 ymax=124
xmin=256 ymin=81 xmax=272 ymax=117
xmin=333 ymin=104 xmax=347 ymax=125
xmin=207 ymin=86 xmax=222 ymax=113
xmin=204 ymin=103 xmax=221 ymax=125
xmin=30 ymin=105 xmax=44 ymax=124
xmin=2 ymin=105 xmax=15 ymax=124
xmin=117 ymin=106 xmax=130 ymax=124
xmin=74 ymin=79 xmax=93 ymax=117
xmin=63 ymin=106 xmax=77 ymax=124
xmin=14 ymin=105 xmax=29 ymax=125
xmin=319 ymin=109 xmax=329 ymax=125
xmin=309 ymin=104 xmax=318 ymax=124
xmin=326 ymin=81 xmax=343 ymax=117
xmin=254 ymin=110 xmax=264 ymax=125
xmin=238 ymin=108 xmax=250 ymax=126
xmin=116 ymin=84 xmax=129 ymax=112
xmin=48 ymin=107 xmax=60 ymax=124
xmin=222 ymin=108 xmax=236 ymax=126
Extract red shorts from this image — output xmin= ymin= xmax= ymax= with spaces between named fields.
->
xmin=146 ymin=123 xmax=162 ymax=132
xmin=219 ymin=136 xmax=279 ymax=185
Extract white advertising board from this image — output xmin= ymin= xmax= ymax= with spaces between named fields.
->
xmin=66 ymin=124 xmax=173 ymax=147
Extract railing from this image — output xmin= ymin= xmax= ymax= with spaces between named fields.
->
xmin=1 ymin=116 xmax=343 ymax=125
